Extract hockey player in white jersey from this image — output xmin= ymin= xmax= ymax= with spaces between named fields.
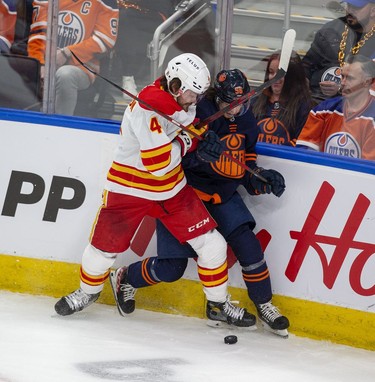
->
xmin=110 ymin=69 xmax=290 ymax=337
xmin=55 ymin=53 xmax=255 ymax=329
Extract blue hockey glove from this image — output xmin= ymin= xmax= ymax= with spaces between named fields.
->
xmin=250 ymin=168 xmax=286 ymax=197
xmin=196 ymin=130 xmax=224 ymax=163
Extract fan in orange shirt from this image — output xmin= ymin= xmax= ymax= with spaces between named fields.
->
xmin=297 ymin=55 xmax=375 ymax=161
xmin=28 ymin=0 xmax=119 ymax=115
xmin=0 ymin=0 xmax=17 ymax=53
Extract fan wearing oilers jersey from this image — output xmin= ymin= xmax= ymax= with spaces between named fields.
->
xmin=111 ymin=69 xmax=290 ymax=337
xmin=0 ymin=0 xmax=17 ymax=53
xmin=55 ymin=53 xmax=254 ymax=329
xmin=27 ymin=0 xmax=119 ymax=115
xmin=297 ymin=54 xmax=375 ymax=160
xmin=252 ymin=51 xmax=312 ymax=147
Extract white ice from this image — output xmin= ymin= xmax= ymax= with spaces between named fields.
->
xmin=0 ymin=291 xmax=373 ymax=382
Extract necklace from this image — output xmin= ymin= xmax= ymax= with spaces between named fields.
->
xmin=338 ymin=23 xmax=375 ymax=66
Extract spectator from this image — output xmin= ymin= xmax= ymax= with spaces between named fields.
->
xmin=297 ymin=54 xmax=375 ymax=160
xmin=252 ymin=51 xmax=312 ymax=146
xmin=302 ymin=0 xmax=375 ymax=104
xmin=110 ymin=69 xmax=290 ymax=337
xmin=27 ymin=0 xmax=119 ymax=115
xmin=54 ymin=53 xmax=254 ymax=329
xmin=0 ymin=0 xmax=17 ymax=53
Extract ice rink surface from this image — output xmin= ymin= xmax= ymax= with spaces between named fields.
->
xmin=1 ymin=291 xmax=374 ymax=382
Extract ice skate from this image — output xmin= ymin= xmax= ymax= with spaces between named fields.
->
xmin=206 ymin=296 xmax=256 ymax=329
xmin=54 ymin=288 xmax=100 ymax=316
xmin=256 ymin=301 xmax=289 ymax=338
xmin=110 ymin=266 xmax=137 ymax=316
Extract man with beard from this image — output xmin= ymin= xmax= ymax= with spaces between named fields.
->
xmin=302 ymin=0 xmax=375 ymax=104
xmin=297 ymin=54 xmax=375 ymax=160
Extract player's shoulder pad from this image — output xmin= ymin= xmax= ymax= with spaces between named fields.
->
xmin=99 ymin=0 xmax=118 ymax=10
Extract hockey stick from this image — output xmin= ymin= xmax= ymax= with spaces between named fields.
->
xmin=196 ymin=29 xmax=296 ymax=128
xmin=70 ymin=51 xmax=269 ymax=181
xmin=70 ymin=29 xmax=295 ymax=182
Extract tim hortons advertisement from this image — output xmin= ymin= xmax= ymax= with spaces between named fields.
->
xmin=0 ymin=119 xmax=374 ymax=312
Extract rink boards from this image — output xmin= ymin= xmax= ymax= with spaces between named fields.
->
xmin=0 ymin=110 xmax=374 ymax=351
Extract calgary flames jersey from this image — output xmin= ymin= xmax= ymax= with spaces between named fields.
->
xmin=297 ymin=96 xmax=375 ymax=160
xmin=104 ymin=79 xmax=196 ymax=200
xmin=28 ymin=0 xmax=118 ymax=77
xmin=0 ymin=0 xmax=17 ymax=51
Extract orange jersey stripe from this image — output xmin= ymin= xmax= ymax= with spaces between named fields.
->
xmin=242 ymin=269 xmax=270 ymax=283
xmin=141 ymin=258 xmax=158 ymax=285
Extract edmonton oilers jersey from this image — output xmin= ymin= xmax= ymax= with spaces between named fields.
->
xmin=297 ymin=96 xmax=375 ymax=160
xmin=28 ymin=0 xmax=118 ymax=69
xmin=255 ymin=101 xmax=309 ymax=146
xmin=182 ymin=97 xmax=259 ymax=204
xmin=0 ymin=0 xmax=17 ymax=50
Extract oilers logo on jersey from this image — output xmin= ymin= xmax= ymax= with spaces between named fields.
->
xmin=324 ymin=132 xmax=361 ymax=158
xmin=257 ymin=118 xmax=289 ymax=145
xmin=212 ymin=134 xmax=246 ymax=178
xmin=321 ymin=66 xmax=342 ymax=85
xmin=57 ymin=11 xmax=85 ymax=48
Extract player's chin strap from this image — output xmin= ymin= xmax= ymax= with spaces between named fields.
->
xmin=70 ymin=30 xmax=295 ymax=183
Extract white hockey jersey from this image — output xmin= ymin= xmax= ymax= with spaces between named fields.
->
xmin=105 ymin=79 xmax=196 ymax=200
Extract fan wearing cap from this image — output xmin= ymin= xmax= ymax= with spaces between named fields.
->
xmin=302 ymin=0 xmax=375 ymax=104
xmin=113 ymin=69 xmax=290 ymax=337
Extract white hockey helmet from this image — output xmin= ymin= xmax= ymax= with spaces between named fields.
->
xmin=165 ymin=53 xmax=211 ymax=95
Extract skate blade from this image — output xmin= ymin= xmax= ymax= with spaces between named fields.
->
xmin=260 ymin=321 xmax=289 ymax=338
xmin=206 ymin=319 xmax=257 ymax=331
xmin=109 ymin=270 xmax=127 ymax=317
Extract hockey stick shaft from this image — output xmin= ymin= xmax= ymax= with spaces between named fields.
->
xmin=196 ymin=29 xmax=296 ymax=128
xmin=70 ymin=29 xmax=295 ymax=182
xmin=70 ymin=52 xmax=268 ymax=181
xmin=70 ymin=51 xmax=189 ymax=133
xmin=70 ymin=52 xmax=268 ymax=180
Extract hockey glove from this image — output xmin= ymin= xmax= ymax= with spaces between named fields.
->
xmin=174 ymin=131 xmax=193 ymax=156
xmin=250 ymin=168 xmax=286 ymax=197
xmin=196 ymin=130 xmax=224 ymax=163
xmin=186 ymin=120 xmax=208 ymax=152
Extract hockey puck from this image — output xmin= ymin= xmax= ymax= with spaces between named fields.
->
xmin=224 ymin=335 xmax=238 ymax=344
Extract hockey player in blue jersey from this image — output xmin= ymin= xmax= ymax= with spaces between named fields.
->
xmin=110 ymin=69 xmax=290 ymax=337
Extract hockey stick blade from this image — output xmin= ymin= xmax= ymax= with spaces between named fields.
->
xmin=278 ymin=29 xmax=296 ymax=73
xmin=70 ymin=51 xmax=268 ymax=182
xmin=196 ymin=29 xmax=296 ymax=129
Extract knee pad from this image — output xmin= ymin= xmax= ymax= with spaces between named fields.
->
xmin=187 ymin=229 xmax=226 ymax=269
xmin=152 ymin=258 xmax=188 ymax=283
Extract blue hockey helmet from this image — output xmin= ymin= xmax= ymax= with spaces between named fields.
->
xmin=214 ymin=69 xmax=251 ymax=116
